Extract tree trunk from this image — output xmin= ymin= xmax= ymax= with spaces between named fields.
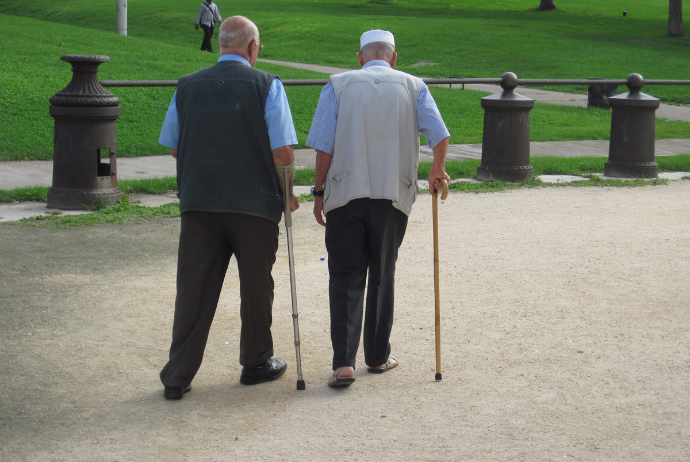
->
xmin=539 ymin=0 xmax=557 ymax=11
xmin=669 ymin=0 xmax=685 ymax=37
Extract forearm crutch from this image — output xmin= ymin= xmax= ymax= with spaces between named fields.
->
xmin=276 ymin=162 xmax=306 ymax=391
xmin=433 ymin=179 xmax=448 ymax=381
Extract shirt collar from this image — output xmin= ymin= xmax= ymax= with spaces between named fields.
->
xmin=217 ymin=54 xmax=250 ymax=66
xmin=362 ymin=60 xmax=392 ymax=70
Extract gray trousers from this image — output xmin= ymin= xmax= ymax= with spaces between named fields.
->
xmin=325 ymin=199 xmax=409 ymax=371
xmin=160 ymin=211 xmax=278 ymax=388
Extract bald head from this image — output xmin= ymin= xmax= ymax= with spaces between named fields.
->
xmin=360 ymin=42 xmax=395 ymax=62
xmin=218 ymin=16 xmax=259 ymax=49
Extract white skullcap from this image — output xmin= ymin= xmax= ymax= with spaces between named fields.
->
xmin=360 ymin=29 xmax=395 ymax=49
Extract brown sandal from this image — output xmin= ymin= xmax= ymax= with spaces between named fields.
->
xmin=367 ymin=356 xmax=398 ymax=374
xmin=328 ymin=367 xmax=356 ymax=387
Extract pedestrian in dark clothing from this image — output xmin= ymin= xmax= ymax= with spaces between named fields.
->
xmin=195 ymin=1 xmax=222 ymax=52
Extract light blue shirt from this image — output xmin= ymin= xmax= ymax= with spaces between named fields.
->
xmin=306 ymin=60 xmax=450 ymax=155
xmin=159 ymin=54 xmax=298 ymax=151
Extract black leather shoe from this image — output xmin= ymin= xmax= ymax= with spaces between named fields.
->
xmin=240 ymin=358 xmax=287 ymax=385
xmin=164 ymin=384 xmax=192 ymax=400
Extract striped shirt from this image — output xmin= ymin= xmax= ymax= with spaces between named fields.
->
xmin=306 ymin=60 xmax=450 ymax=155
xmin=196 ymin=2 xmax=221 ymax=27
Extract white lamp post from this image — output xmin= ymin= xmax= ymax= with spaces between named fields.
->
xmin=116 ymin=0 xmax=127 ymax=36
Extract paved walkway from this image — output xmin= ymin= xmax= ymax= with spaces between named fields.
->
xmin=1 ymin=139 xmax=689 ymax=193
xmin=2 ymin=59 xmax=689 ymax=222
xmin=259 ymin=59 xmax=690 ymax=123
xmin=0 ymin=152 xmax=690 ymax=222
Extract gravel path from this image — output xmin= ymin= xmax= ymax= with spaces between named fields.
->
xmin=1 ymin=182 xmax=689 ymax=461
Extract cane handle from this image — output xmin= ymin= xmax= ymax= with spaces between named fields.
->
xmin=435 ymin=179 xmax=449 ymax=200
xmin=440 ymin=179 xmax=449 ymax=200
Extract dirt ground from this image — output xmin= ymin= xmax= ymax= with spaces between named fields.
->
xmin=1 ymin=182 xmax=689 ymax=461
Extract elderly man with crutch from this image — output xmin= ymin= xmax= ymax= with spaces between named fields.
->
xmin=307 ymin=29 xmax=451 ymax=387
xmin=158 ymin=16 xmax=300 ymax=399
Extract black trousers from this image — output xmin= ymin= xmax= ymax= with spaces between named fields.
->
xmin=200 ymin=24 xmax=214 ymax=52
xmin=160 ymin=211 xmax=279 ymax=388
xmin=325 ymin=199 xmax=409 ymax=371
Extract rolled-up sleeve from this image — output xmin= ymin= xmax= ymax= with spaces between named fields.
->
xmin=159 ymin=91 xmax=179 ymax=149
xmin=306 ymin=82 xmax=338 ymax=155
xmin=417 ymin=83 xmax=450 ymax=148
xmin=264 ymin=78 xmax=298 ymax=150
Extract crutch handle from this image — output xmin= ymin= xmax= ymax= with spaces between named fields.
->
xmin=275 ymin=162 xmax=295 ymax=228
xmin=282 ymin=177 xmax=292 ymax=228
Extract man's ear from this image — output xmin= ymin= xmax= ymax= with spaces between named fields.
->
xmin=390 ymin=53 xmax=397 ymax=69
xmin=357 ymin=52 xmax=365 ymax=68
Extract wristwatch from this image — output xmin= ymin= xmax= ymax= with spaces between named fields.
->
xmin=311 ymin=186 xmax=324 ymax=197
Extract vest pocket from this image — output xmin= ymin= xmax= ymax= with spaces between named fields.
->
xmin=399 ymin=174 xmax=418 ymax=207
xmin=325 ymin=170 xmax=350 ymax=203
xmin=332 ymin=170 xmax=351 ymax=183
xmin=399 ymin=174 xmax=413 ymax=188
xmin=260 ymin=186 xmax=282 ymax=202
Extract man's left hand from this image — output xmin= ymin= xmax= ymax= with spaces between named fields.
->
xmin=313 ymin=197 xmax=326 ymax=227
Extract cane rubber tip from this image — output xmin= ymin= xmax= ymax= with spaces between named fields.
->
xmin=297 ymin=380 xmax=306 ymax=390
xmin=435 ymin=373 xmax=442 ymax=381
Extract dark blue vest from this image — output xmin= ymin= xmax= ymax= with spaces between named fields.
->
xmin=176 ymin=61 xmax=283 ymax=223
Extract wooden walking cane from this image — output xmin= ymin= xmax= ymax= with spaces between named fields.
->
xmin=433 ymin=179 xmax=448 ymax=381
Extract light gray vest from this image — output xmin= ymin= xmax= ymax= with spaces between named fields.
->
xmin=324 ymin=65 xmax=423 ymax=216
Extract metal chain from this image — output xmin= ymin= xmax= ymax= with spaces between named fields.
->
xmin=99 ymin=78 xmax=690 ymax=88
xmin=100 ymin=80 xmax=178 ymax=87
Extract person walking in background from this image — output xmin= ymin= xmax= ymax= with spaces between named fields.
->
xmin=307 ymin=29 xmax=451 ymax=387
xmin=158 ymin=16 xmax=299 ymax=400
xmin=195 ymin=0 xmax=222 ymax=53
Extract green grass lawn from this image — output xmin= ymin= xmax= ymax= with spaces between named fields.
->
xmin=2 ymin=0 xmax=688 ymax=98
xmin=10 ymin=177 xmax=681 ymax=227
xmin=1 ymin=0 xmax=689 ymax=161
xmin=3 ymin=155 xmax=690 ymax=204
xmin=4 ymin=155 xmax=688 ymax=227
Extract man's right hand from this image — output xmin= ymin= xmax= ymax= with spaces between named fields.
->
xmin=195 ymin=24 xmax=199 ymax=30
xmin=428 ymin=165 xmax=451 ymax=196
xmin=429 ymin=137 xmax=451 ymax=196
xmin=313 ymin=197 xmax=326 ymax=227
xmin=289 ymin=194 xmax=299 ymax=213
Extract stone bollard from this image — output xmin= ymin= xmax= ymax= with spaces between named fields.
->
xmin=604 ymin=74 xmax=659 ymax=178
xmin=48 ymin=55 xmax=123 ymax=210
xmin=477 ymin=72 xmax=535 ymax=182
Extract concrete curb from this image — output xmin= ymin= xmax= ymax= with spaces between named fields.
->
xmin=2 ymin=173 xmax=688 ymax=224
xmin=2 ymin=139 xmax=688 ymax=192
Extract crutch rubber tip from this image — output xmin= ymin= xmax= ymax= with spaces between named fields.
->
xmin=296 ymin=380 xmax=306 ymax=390
xmin=435 ymin=373 xmax=442 ymax=381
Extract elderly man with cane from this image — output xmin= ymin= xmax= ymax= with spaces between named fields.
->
xmin=158 ymin=16 xmax=299 ymax=399
xmin=307 ymin=29 xmax=451 ymax=387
